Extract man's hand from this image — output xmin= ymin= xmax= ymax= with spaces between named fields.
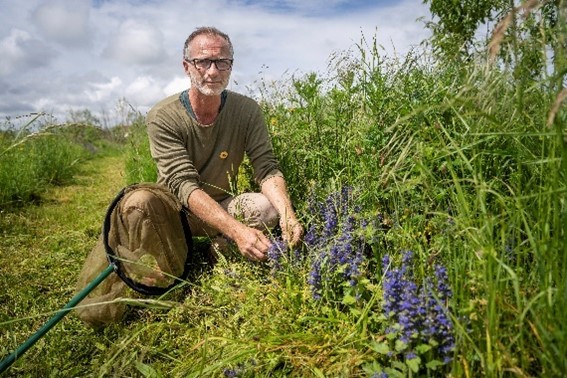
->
xmin=188 ymin=189 xmax=273 ymax=262
xmin=281 ymin=216 xmax=304 ymax=247
xmin=232 ymin=223 xmax=272 ymax=261
xmin=261 ymin=176 xmax=304 ymax=247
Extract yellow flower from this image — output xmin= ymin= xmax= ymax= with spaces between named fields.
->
xmin=219 ymin=151 xmax=229 ymax=159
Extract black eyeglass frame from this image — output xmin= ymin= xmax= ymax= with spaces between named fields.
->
xmin=185 ymin=58 xmax=234 ymax=71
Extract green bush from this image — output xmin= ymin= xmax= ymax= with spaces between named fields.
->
xmin=0 ymin=130 xmax=81 ymax=207
xmin=0 ymin=115 xmax=124 ymax=209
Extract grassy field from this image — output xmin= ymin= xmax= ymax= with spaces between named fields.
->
xmin=1 ymin=19 xmax=566 ymax=378
xmin=0 ymin=152 xmax=127 ymax=375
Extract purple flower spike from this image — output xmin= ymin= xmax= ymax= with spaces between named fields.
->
xmin=305 ymin=187 xmax=369 ymax=300
xmin=381 ymin=253 xmax=455 ymax=369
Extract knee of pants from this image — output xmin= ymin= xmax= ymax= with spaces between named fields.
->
xmin=256 ymin=196 xmax=279 ymax=230
xmin=229 ymin=193 xmax=279 ymax=231
xmin=112 ymin=187 xmax=188 ymax=279
xmin=119 ymin=189 xmax=174 ymax=225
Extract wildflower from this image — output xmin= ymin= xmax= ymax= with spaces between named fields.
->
xmin=307 ymin=258 xmax=323 ymax=300
xmin=382 ymin=265 xmax=403 ymax=317
xmin=266 ymin=237 xmax=287 ymax=272
xmin=383 ymin=252 xmax=422 ymax=343
xmin=223 ymin=368 xmax=238 ymax=377
xmin=322 ymin=195 xmax=339 ymax=238
xmin=405 ymin=351 xmax=417 ymax=360
xmin=371 ymin=372 xmax=388 ymax=378
xmin=424 ymin=264 xmax=455 ymax=362
xmin=381 ymin=253 xmax=455 ymax=368
xmin=305 ymin=187 xmax=368 ymax=300
xmin=304 ymin=224 xmax=319 ymax=248
xmin=434 ymin=264 xmax=452 ymax=301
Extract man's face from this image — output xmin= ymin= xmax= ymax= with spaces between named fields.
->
xmin=184 ymin=34 xmax=232 ymax=96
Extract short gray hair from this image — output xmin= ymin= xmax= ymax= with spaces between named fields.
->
xmin=183 ymin=26 xmax=234 ymax=59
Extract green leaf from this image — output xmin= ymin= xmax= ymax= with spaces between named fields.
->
xmin=406 ymin=356 xmax=422 ymax=373
xmin=415 ymin=343 xmax=432 ymax=354
xmin=312 ymin=367 xmax=326 ymax=378
xmin=426 ymin=359 xmax=445 ymax=371
xmin=370 ymin=341 xmax=391 ymax=355
xmin=342 ymin=293 xmax=357 ymax=305
xmin=94 ymin=342 xmax=106 ymax=351
xmin=135 ymin=361 xmax=161 ymax=378
xmin=349 ymin=307 xmax=362 ymax=317
xmin=391 ymin=361 xmax=407 ymax=373
xmin=362 ymin=360 xmax=383 ymax=375
xmin=386 ymin=331 xmax=397 ymax=340
xmin=395 ymin=339 xmax=407 ymax=352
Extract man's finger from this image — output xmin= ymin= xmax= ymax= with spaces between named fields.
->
xmin=258 ymin=232 xmax=271 ymax=246
xmin=251 ymin=247 xmax=267 ymax=261
xmin=283 ymin=224 xmax=302 ymax=246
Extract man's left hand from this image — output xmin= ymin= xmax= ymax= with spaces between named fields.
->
xmin=281 ymin=217 xmax=304 ymax=247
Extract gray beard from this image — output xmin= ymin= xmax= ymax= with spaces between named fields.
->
xmin=191 ymin=76 xmax=229 ymax=96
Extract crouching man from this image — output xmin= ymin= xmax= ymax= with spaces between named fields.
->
xmin=75 ymin=26 xmax=303 ymax=327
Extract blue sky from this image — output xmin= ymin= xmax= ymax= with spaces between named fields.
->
xmin=0 ymin=0 xmax=432 ymax=124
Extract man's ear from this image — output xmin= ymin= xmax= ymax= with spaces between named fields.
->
xmin=182 ymin=60 xmax=191 ymax=75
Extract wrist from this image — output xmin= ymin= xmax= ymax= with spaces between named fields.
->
xmin=224 ymin=219 xmax=246 ymax=241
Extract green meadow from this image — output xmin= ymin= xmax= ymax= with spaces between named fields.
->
xmin=1 ymin=2 xmax=566 ymax=377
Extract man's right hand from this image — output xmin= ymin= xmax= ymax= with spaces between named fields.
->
xmin=232 ymin=224 xmax=272 ymax=261
xmin=188 ymin=189 xmax=272 ymax=262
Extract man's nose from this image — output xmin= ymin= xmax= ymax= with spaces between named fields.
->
xmin=206 ymin=62 xmax=221 ymax=72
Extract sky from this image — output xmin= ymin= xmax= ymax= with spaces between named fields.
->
xmin=0 ymin=0 xmax=432 ymax=126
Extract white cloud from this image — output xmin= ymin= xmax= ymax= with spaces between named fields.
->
xmin=164 ymin=76 xmax=190 ymax=96
xmin=0 ymin=29 xmax=55 ymax=76
xmin=31 ymin=0 xmax=91 ymax=47
xmin=103 ymin=19 xmax=167 ymax=65
xmin=0 ymin=0 xmax=432 ymax=122
xmin=125 ymin=76 xmax=165 ymax=106
xmin=84 ymin=76 xmax=123 ymax=102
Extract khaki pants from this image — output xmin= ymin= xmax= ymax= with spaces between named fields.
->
xmin=75 ymin=183 xmax=278 ymax=328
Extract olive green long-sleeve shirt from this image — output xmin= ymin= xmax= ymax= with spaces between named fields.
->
xmin=147 ymin=90 xmax=282 ymax=205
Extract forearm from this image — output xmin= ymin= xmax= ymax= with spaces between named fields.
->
xmin=261 ymin=176 xmax=297 ymax=222
xmin=188 ymin=188 xmax=271 ymax=261
xmin=187 ymin=189 xmax=244 ymax=240
xmin=261 ymin=176 xmax=303 ymax=245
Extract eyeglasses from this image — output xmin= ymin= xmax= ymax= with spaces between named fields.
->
xmin=186 ymin=58 xmax=233 ymax=71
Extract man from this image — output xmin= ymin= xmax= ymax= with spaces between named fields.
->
xmin=149 ymin=26 xmax=303 ymax=259
xmin=75 ymin=26 xmax=303 ymax=327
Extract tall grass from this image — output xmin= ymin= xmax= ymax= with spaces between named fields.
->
xmin=0 ymin=114 xmax=103 ymax=208
xmin=253 ymin=30 xmax=565 ymax=375
xmin=124 ymin=114 xmax=158 ymax=185
xmin=103 ymin=36 xmax=566 ymax=375
xmin=0 ymin=112 xmax=131 ymax=208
